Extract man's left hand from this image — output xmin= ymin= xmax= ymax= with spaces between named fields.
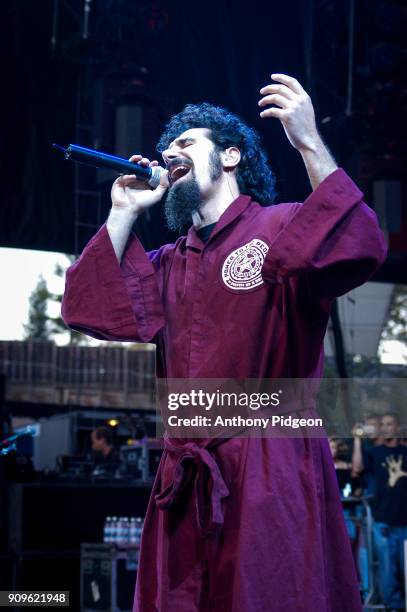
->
xmin=258 ymin=74 xmax=319 ymax=152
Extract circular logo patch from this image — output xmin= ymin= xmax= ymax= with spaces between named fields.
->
xmin=222 ymin=239 xmax=269 ymax=291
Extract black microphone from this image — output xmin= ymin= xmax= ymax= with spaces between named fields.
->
xmin=53 ymin=143 xmax=162 ymax=189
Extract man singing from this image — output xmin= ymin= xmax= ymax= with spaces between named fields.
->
xmin=62 ymin=74 xmax=387 ymax=611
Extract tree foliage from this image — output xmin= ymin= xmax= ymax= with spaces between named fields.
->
xmin=24 ymin=275 xmax=52 ymax=340
xmin=24 ymin=256 xmax=89 ymax=345
xmin=382 ymin=285 xmax=407 ymax=344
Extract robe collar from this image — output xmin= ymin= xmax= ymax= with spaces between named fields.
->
xmin=185 ymin=194 xmax=252 ymax=250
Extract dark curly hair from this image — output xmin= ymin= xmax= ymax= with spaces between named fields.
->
xmin=156 ymin=103 xmax=276 ymax=205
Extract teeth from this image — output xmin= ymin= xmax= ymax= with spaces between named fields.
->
xmin=171 ymin=165 xmax=188 ymax=175
xmin=170 ymin=165 xmax=190 ymax=181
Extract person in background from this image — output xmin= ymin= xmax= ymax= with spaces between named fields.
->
xmin=352 ymin=412 xmax=407 ymax=611
xmin=329 ymin=437 xmax=365 ymax=586
xmin=329 ymin=437 xmax=358 ymax=493
xmin=352 ymin=414 xmax=384 ymax=497
xmin=90 ymin=426 xmax=120 ymax=477
xmin=363 ymin=414 xmax=384 ymax=449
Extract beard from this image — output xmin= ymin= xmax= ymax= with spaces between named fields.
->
xmin=164 ymin=149 xmax=223 ymax=233
xmin=164 ymin=169 xmax=201 ymax=233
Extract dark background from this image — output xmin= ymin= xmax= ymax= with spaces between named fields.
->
xmin=2 ymin=0 xmax=406 ymax=280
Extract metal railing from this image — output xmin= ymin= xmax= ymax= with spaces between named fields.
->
xmin=0 ymin=340 xmax=155 ymax=394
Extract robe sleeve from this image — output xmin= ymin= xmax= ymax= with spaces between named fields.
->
xmin=261 ymin=168 xmax=388 ymax=300
xmin=61 ymin=224 xmax=167 ymax=342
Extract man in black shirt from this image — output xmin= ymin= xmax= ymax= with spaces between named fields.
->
xmin=353 ymin=413 xmax=407 ymax=610
xmin=91 ymin=426 xmax=121 ymax=477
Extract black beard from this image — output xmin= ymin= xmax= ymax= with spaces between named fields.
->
xmin=164 ymin=169 xmax=201 ymax=232
xmin=164 ymin=149 xmax=223 ymax=233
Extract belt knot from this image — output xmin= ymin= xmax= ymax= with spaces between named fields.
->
xmin=155 ymin=438 xmax=230 ymax=537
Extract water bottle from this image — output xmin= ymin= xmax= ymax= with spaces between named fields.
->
xmin=111 ymin=516 xmax=118 ymax=544
xmin=129 ymin=517 xmax=137 ymax=545
xmin=103 ymin=516 xmax=112 ymax=543
xmin=117 ymin=517 xmax=124 ymax=544
xmin=122 ymin=517 xmax=130 ymax=545
xmin=135 ymin=517 xmax=143 ymax=544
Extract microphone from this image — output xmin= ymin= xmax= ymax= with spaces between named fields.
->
xmin=53 ymin=143 xmax=162 ymax=189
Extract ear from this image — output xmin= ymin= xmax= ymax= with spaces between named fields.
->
xmin=220 ymin=146 xmax=241 ymax=170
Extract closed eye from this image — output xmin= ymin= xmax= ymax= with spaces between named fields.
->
xmin=180 ymin=138 xmax=195 ymax=148
xmin=169 ymin=137 xmax=196 ymax=149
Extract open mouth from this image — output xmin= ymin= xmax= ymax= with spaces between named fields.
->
xmin=168 ymin=161 xmax=192 ymax=185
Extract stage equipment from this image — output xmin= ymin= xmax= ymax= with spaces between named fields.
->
xmin=80 ymin=543 xmax=139 ymax=612
xmin=33 ymin=411 xmax=156 ymax=473
xmin=0 ymin=426 xmax=35 ymax=456
xmin=119 ymin=439 xmax=162 ymax=481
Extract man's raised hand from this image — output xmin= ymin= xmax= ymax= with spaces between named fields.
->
xmin=258 ymin=74 xmax=320 ymax=153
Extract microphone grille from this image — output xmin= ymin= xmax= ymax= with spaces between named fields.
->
xmin=148 ymin=166 xmax=162 ymax=189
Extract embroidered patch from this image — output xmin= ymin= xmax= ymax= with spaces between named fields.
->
xmin=222 ymin=239 xmax=269 ymax=290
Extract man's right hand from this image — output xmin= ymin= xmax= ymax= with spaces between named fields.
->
xmin=111 ymin=154 xmax=169 ymax=216
xmin=107 ymin=155 xmax=169 ymax=262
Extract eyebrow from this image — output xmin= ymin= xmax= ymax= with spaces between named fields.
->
xmin=168 ymin=136 xmax=196 ymax=149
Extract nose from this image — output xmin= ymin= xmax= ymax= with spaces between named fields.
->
xmin=162 ymin=145 xmax=183 ymax=166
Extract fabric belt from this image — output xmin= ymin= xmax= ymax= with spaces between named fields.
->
xmin=154 ymin=437 xmax=230 ymax=538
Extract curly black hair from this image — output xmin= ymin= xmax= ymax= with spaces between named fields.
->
xmin=156 ymin=102 xmax=276 ymax=205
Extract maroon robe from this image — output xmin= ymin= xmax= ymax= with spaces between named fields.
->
xmin=62 ymin=169 xmax=387 ymax=611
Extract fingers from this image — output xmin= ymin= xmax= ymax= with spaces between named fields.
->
xmin=258 ymin=74 xmax=304 ymax=119
xmin=259 ymin=83 xmax=296 ymax=100
xmin=258 ymin=74 xmax=308 ymax=112
xmin=129 ymin=154 xmax=142 ymax=162
xmin=269 ymin=73 xmax=305 ymax=96
xmin=115 ymin=174 xmax=140 ymax=188
xmin=259 ymin=107 xmax=285 ymax=120
xmin=128 ymin=154 xmax=151 ymax=165
xmin=159 ymin=169 xmax=170 ymax=189
xmin=121 ymin=154 xmax=160 ymax=185
xmin=128 ymin=154 xmax=159 ymax=167
xmin=258 ymin=94 xmax=291 ymax=110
